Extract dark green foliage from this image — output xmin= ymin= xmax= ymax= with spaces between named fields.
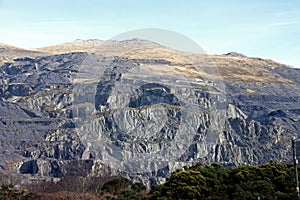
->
xmin=117 ymin=190 xmax=147 ymax=200
xmin=152 ymin=170 xmax=207 ymax=200
xmin=226 ymin=162 xmax=296 ymax=200
xmin=131 ymin=183 xmax=146 ymax=193
xmin=197 ymin=163 xmax=229 ymax=199
xmin=0 ymin=184 xmax=33 ymax=200
xmin=151 ymin=162 xmax=299 ymax=200
xmin=102 ymin=177 xmax=131 ymax=195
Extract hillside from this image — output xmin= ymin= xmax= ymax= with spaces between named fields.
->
xmin=34 ymin=39 xmax=293 ymax=83
xmin=36 ymin=39 xmax=163 ymax=56
xmin=0 ymin=43 xmax=46 ymax=65
xmin=0 ymin=39 xmax=299 ymax=185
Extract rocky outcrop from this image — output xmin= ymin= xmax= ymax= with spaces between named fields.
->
xmin=224 ymin=52 xmax=247 ymax=57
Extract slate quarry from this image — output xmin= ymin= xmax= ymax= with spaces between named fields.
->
xmin=0 ymin=43 xmax=299 ymax=184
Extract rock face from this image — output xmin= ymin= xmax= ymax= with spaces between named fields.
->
xmin=0 ymin=42 xmax=299 ymax=183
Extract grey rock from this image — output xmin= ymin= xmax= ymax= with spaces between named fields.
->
xmin=224 ymin=52 xmax=247 ymax=57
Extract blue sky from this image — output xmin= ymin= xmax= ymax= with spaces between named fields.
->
xmin=0 ymin=0 xmax=299 ymax=67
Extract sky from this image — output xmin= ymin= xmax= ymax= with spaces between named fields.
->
xmin=0 ymin=0 xmax=299 ymax=67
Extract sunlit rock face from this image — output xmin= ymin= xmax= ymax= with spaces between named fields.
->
xmin=0 ymin=42 xmax=299 ymax=183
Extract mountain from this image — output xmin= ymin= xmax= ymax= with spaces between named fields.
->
xmin=0 ymin=39 xmax=299 ymax=185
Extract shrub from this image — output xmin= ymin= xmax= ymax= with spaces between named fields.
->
xmin=0 ymin=184 xmax=34 ymax=200
xmin=102 ymin=177 xmax=131 ymax=195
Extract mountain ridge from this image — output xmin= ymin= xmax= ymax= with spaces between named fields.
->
xmin=0 ymin=39 xmax=294 ymax=84
xmin=1 ymin=39 xmax=295 ymax=68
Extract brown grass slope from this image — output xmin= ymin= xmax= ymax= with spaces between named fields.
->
xmin=0 ymin=39 xmax=293 ymax=83
xmin=0 ymin=43 xmax=46 ymax=65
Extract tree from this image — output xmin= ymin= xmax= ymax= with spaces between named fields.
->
xmin=159 ymin=170 xmax=207 ymax=200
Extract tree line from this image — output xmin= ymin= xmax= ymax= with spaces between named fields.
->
xmin=0 ymin=161 xmax=299 ymax=199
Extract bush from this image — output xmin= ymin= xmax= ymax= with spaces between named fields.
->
xmin=102 ymin=177 xmax=131 ymax=195
xmin=0 ymin=184 xmax=34 ymax=200
xmin=132 ymin=183 xmax=146 ymax=193
xmin=158 ymin=170 xmax=207 ymax=200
